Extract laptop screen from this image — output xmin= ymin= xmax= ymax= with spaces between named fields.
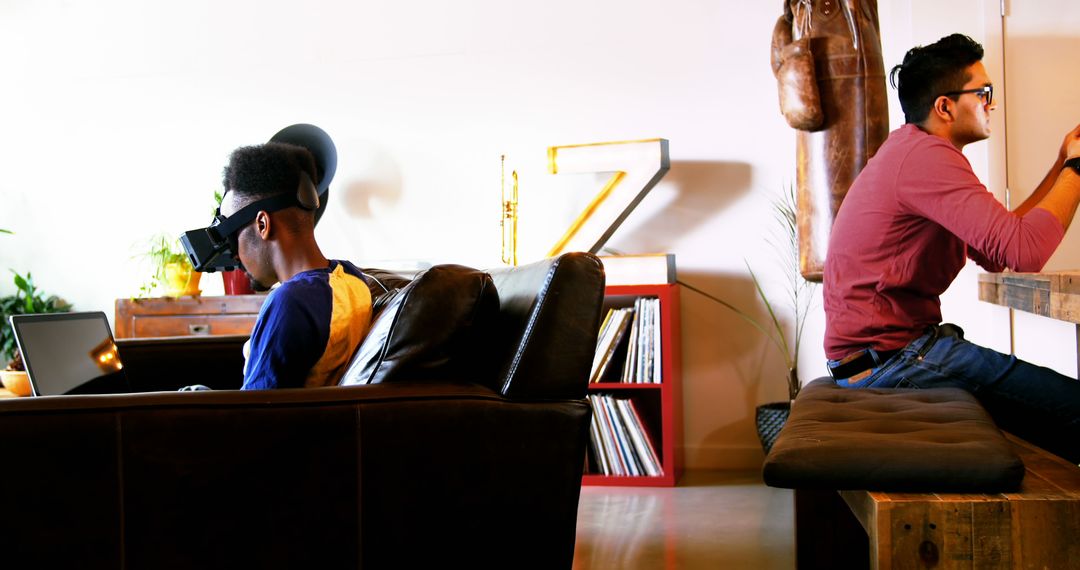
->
xmin=10 ymin=311 xmax=130 ymax=396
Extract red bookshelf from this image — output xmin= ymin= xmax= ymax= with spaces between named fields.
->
xmin=582 ymin=283 xmax=682 ymax=487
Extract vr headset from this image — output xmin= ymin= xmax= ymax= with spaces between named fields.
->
xmin=181 ymin=123 xmax=338 ymax=272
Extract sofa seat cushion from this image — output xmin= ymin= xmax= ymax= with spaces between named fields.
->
xmin=339 ymin=264 xmax=499 ymax=386
xmin=762 ymin=378 xmax=1025 ymax=493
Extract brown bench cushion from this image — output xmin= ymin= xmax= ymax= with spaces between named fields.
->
xmin=762 ymin=378 xmax=1025 ymax=493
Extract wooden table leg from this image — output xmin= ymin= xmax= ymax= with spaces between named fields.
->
xmin=795 ymin=489 xmax=869 ymax=569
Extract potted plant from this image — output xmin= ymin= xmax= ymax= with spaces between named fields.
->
xmin=136 ymin=234 xmax=202 ymax=298
xmin=748 ymin=186 xmax=817 ymax=452
xmin=683 ymin=186 xmax=816 ymax=453
xmin=1 ymin=270 xmax=73 ymax=395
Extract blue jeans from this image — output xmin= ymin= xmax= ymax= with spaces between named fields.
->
xmin=831 ymin=324 xmax=1080 ymax=463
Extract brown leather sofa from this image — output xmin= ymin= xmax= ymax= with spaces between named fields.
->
xmin=0 ymin=252 xmax=605 ymax=569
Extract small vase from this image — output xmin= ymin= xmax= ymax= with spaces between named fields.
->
xmin=222 ymin=269 xmax=254 ymax=295
xmin=163 ymin=262 xmax=202 ymax=297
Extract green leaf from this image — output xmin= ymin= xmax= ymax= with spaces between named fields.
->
xmin=12 ymin=271 xmax=29 ymax=293
xmin=746 ymin=261 xmax=793 ymax=368
xmin=0 ymin=272 xmax=73 ymax=363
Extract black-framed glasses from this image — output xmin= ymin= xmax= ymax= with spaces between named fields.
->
xmin=942 ymin=85 xmax=993 ymax=107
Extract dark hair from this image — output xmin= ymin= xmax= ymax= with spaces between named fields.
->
xmin=890 ymin=34 xmax=984 ymax=124
xmin=223 ymin=142 xmax=318 ymax=201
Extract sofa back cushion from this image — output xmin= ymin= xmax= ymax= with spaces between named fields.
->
xmin=360 ymin=268 xmax=413 ymax=312
xmin=338 ymin=264 xmax=499 ymax=386
xmin=488 ymin=252 xmax=605 ymax=400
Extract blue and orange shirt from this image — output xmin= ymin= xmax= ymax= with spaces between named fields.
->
xmin=242 ymin=260 xmax=373 ymax=390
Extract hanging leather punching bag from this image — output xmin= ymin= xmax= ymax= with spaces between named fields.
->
xmin=771 ymin=0 xmax=889 ymax=281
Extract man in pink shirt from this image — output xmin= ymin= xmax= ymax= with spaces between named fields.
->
xmin=823 ymin=34 xmax=1080 ymax=462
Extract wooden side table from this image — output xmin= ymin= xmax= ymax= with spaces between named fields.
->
xmin=114 ymin=295 xmax=267 ymax=339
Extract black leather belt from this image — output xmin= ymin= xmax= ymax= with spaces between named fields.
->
xmin=828 ymin=348 xmax=898 ymax=380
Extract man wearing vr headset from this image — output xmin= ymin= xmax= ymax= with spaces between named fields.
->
xmin=217 ymin=142 xmax=373 ymax=390
xmin=823 ymin=34 xmax=1080 ymax=462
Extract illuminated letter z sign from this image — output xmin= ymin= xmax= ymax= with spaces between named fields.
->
xmin=546 ymin=138 xmax=670 ymax=256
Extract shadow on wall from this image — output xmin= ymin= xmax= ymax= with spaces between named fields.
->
xmin=598 ymin=159 xmax=785 ymax=467
xmin=339 ymin=146 xmax=404 ymax=219
xmin=606 ymin=160 xmax=753 ymax=253
xmin=678 ymin=269 xmax=798 ymax=467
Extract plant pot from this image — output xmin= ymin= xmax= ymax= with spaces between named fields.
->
xmin=163 ymin=262 xmax=202 ymax=297
xmin=755 ymin=401 xmax=791 ymax=454
xmin=1 ymin=370 xmax=32 ymax=396
xmin=222 ymin=269 xmax=254 ymax=295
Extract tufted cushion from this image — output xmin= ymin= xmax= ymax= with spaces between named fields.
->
xmin=762 ymin=378 xmax=1025 ymax=493
xmin=339 ymin=264 xmax=499 ymax=386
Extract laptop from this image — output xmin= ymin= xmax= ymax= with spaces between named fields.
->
xmin=10 ymin=311 xmax=131 ymax=396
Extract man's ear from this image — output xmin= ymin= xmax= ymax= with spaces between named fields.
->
xmin=933 ymin=96 xmax=953 ymax=122
xmin=255 ymin=211 xmax=272 ymax=240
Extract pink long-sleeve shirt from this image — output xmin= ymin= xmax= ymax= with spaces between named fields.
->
xmin=823 ymin=124 xmax=1063 ymax=359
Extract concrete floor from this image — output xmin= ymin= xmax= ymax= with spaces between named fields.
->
xmin=573 ymin=471 xmax=794 ymax=569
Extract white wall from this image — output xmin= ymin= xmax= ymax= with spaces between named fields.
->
xmin=991 ymin=0 xmax=1080 ymax=377
xmin=0 ymin=0 xmax=1054 ymax=469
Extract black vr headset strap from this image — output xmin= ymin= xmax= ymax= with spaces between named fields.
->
xmin=212 ymin=193 xmax=296 ymax=241
xmin=297 ymin=172 xmax=319 ymax=211
xmin=215 ymin=172 xmax=321 ymax=240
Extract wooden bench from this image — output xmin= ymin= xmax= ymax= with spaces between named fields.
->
xmin=763 ymin=378 xmax=1079 ymax=569
xmin=793 ymin=433 xmax=1080 ymax=569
